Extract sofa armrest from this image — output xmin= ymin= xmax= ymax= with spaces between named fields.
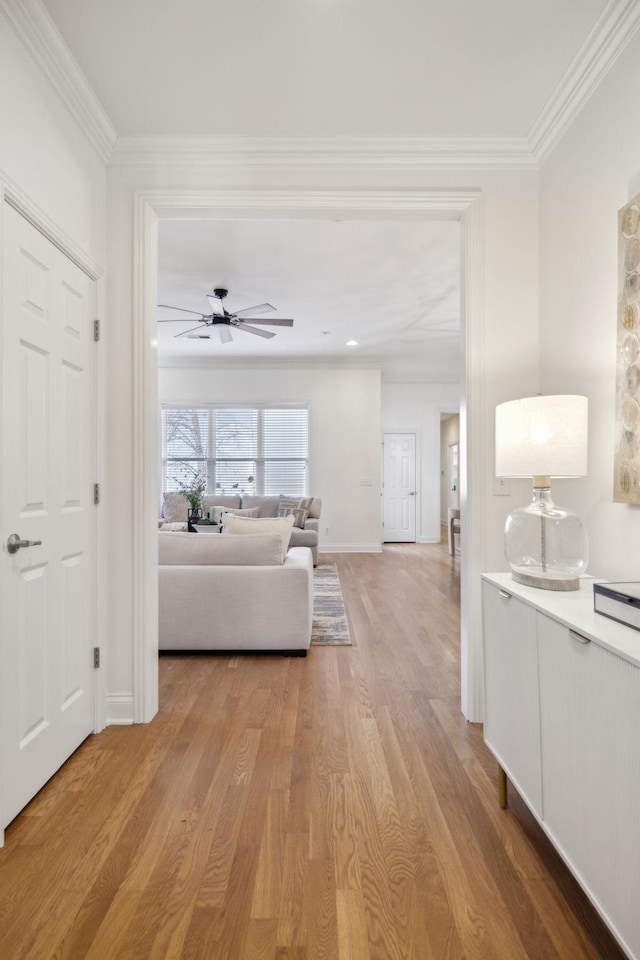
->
xmin=304 ymin=517 xmax=319 ymax=533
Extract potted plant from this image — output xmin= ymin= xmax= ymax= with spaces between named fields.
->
xmin=177 ymin=472 xmax=206 ymax=531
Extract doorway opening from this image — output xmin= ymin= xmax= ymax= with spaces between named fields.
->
xmin=133 ymin=188 xmax=485 ymax=723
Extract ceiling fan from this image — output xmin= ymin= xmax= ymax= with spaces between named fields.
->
xmin=157 ymin=287 xmax=294 ymax=343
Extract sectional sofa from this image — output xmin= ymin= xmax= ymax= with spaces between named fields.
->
xmin=160 ymin=493 xmax=322 ymax=565
xmin=158 ymin=530 xmax=313 ymax=654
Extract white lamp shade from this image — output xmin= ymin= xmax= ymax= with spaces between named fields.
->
xmin=495 ymin=395 xmax=588 ymax=478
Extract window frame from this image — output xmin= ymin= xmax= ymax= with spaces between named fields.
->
xmin=161 ymin=402 xmax=311 ymax=497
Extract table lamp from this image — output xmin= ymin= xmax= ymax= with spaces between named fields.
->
xmin=495 ymin=395 xmax=589 ymax=591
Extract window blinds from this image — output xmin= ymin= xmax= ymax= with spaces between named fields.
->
xmin=162 ymin=405 xmax=309 ymax=496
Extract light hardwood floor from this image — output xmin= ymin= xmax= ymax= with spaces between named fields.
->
xmin=0 ymin=544 xmax=626 ymax=959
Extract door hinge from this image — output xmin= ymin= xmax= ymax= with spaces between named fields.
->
xmin=94 ymin=319 xmax=100 ymax=342
xmin=93 ymin=647 xmax=100 ymax=668
xmin=94 ymin=483 xmax=100 ymax=505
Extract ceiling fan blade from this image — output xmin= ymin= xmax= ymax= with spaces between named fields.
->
xmin=233 ymin=303 xmax=276 ymax=319
xmin=175 ymin=323 xmax=209 ymax=338
xmin=234 ymin=323 xmax=276 ymax=339
xmin=207 ymin=294 xmax=225 ymax=315
xmin=238 ymin=317 xmax=294 ymax=326
xmin=158 ymin=318 xmax=207 ymax=323
xmin=219 ymin=325 xmax=233 ymax=344
xmin=158 ymin=304 xmax=206 ymax=317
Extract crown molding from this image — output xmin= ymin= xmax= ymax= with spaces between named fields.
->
xmin=111 ymin=135 xmax=537 ymax=170
xmin=0 ymin=0 xmax=117 ymax=164
xmin=157 ymin=355 xmax=383 ymax=371
xmin=4 ymin=0 xmax=636 ymax=173
xmin=529 ymin=0 xmax=640 ymax=164
xmin=381 ymin=374 xmax=460 ymax=385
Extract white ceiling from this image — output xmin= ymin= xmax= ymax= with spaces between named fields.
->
xmin=41 ymin=0 xmax=607 ymax=139
xmin=39 ymin=0 xmax=609 ymax=377
xmin=157 ymin=219 xmax=461 ymax=377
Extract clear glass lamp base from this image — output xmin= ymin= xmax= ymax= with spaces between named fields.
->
xmin=505 ymin=487 xmax=588 ymax=592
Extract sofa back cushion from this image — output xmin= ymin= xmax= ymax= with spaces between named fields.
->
xmin=222 ymin=513 xmax=295 ymax=562
xmin=241 ymin=495 xmax=281 ymax=517
xmin=158 ymin=531 xmax=284 ymax=566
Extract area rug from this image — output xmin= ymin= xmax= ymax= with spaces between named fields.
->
xmin=311 ymin=561 xmax=352 ymax=646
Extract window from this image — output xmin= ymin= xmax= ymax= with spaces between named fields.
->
xmin=162 ymin=405 xmax=309 ymax=496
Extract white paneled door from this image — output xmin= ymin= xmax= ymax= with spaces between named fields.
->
xmin=382 ymin=433 xmax=416 ymax=542
xmin=1 ymin=203 xmax=96 ymax=833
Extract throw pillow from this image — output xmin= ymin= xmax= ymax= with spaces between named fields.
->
xmin=279 ymin=495 xmax=314 ymax=512
xmin=158 ymin=521 xmax=189 ymax=532
xmin=276 ymin=504 xmax=309 ymax=528
xmin=162 ymin=491 xmax=188 ymax=523
xmin=219 ymin=506 xmax=260 ymax=530
xmin=222 ymin=514 xmax=295 ymax=562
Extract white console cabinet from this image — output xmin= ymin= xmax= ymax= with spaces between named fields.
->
xmin=482 ymin=574 xmax=640 ymax=960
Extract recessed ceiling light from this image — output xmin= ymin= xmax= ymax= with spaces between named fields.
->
xmin=346 ymin=340 xmax=358 ymax=347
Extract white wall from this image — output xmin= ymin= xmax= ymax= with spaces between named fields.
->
xmin=382 ymin=381 xmax=460 ymax=541
xmin=539 ymin=28 xmax=640 ymax=581
xmin=159 ymin=361 xmax=383 ymax=552
xmin=0 ymin=27 xmax=106 ymax=256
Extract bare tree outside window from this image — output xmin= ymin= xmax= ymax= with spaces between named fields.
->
xmin=163 ymin=409 xmax=208 ymax=491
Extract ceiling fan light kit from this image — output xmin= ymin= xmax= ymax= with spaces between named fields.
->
xmin=158 ymin=286 xmax=294 ymax=344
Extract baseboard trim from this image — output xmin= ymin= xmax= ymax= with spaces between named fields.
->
xmin=319 ymin=543 xmax=382 ymax=554
xmin=106 ymin=695 xmax=134 ymax=725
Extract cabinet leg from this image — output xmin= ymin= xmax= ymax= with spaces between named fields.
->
xmin=498 ymin=765 xmax=508 ymax=808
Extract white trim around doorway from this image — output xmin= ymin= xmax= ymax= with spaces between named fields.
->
xmin=133 ymin=187 xmax=487 ymax=723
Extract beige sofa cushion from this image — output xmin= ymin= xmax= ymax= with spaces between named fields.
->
xmin=241 ymin=495 xmax=281 ymax=517
xmin=158 ymin=531 xmax=284 ymax=566
xmin=222 ymin=513 xmax=295 ymax=562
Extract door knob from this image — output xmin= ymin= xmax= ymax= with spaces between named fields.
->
xmin=408 ymin=491 xmax=416 ymax=496
xmin=6 ymin=534 xmax=42 ymax=555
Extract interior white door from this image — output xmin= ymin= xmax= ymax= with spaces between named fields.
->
xmin=382 ymin=433 xmax=416 ymax=542
xmin=1 ymin=203 xmax=96 ymax=832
